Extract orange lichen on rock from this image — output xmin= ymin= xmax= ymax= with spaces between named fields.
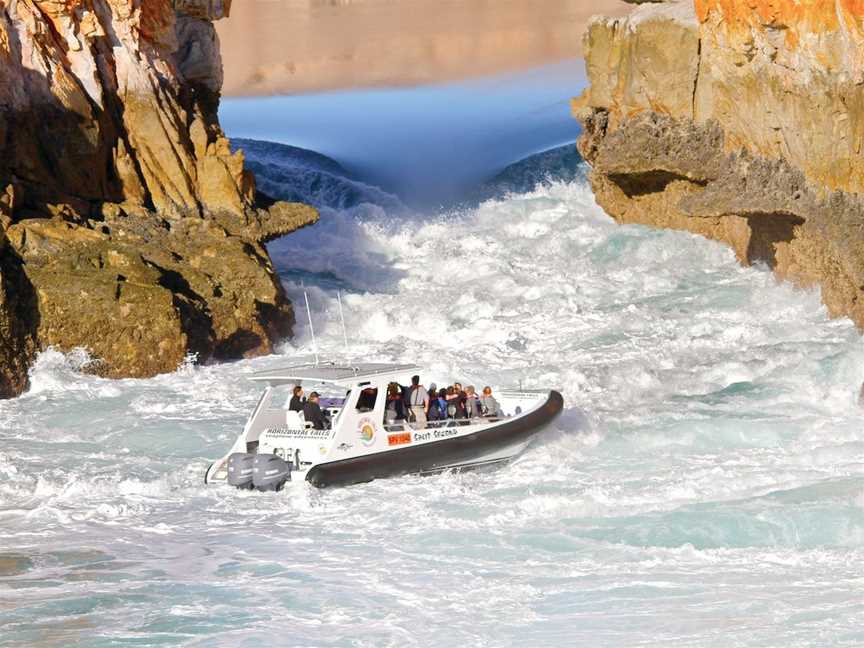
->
xmin=576 ymin=0 xmax=864 ymax=333
xmin=0 ymin=0 xmax=317 ymax=398
xmin=696 ymin=0 xmax=864 ymax=47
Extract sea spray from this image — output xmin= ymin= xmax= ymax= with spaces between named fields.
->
xmin=0 ymin=168 xmax=862 ymax=645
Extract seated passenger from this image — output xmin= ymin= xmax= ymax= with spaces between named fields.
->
xmin=452 ymin=382 xmax=468 ymax=419
xmin=444 ymin=386 xmax=459 ymax=419
xmin=288 ymin=385 xmax=305 ymax=412
xmin=357 ymin=386 xmax=377 ymax=412
xmin=384 ymin=382 xmax=406 ymax=424
xmin=426 ymin=386 xmax=436 ymax=412
xmin=427 ymin=387 xmax=444 ymax=421
xmin=303 ymin=392 xmax=328 ymax=430
xmin=432 ymin=389 xmax=448 ymax=421
xmin=480 ymin=386 xmax=503 ymax=418
xmin=464 ymin=386 xmax=481 ymax=418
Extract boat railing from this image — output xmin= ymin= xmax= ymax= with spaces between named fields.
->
xmin=383 ymin=416 xmax=504 ymax=434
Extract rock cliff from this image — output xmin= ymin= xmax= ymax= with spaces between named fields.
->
xmin=574 ymin=0 xmax=864 ymax=328
xmin=0 ymin=0 xmax=317 ymax=398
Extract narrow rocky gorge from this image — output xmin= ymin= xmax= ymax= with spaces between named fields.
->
xmin=574 ymin=0 xmax=864 ymax=329
xmin=0 ymin=0 xmax=317 ymax=397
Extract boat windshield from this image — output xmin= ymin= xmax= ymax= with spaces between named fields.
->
xmin=265 ymin=385 xmax=346 ymax=411
xmin=266 ymin=385 xmax=294 ymax=410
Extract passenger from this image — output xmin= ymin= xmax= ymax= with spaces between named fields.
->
xmin=407 ymin=375 xmax=429 ymax=429
xmin=433 ymin=389 xmax=448 ymax=421
xmin=384 ymin=382 xmax=406 ymax=424
xmin=427 ymin=387 xmax=446 ymax=421
xmin=357 ymin=386 xmax=377 ymax=412
xmin=303 ymin=391 xmax=328 ymax=430
xmin=288 ymin=385 xmax=305 ymax=412
xmin=445 ymin=386 xmax=459 ymax=419
xmin=426 ymin=386 xmax=438 ymax=420
xmin=453 ymin=382 xmax=468 ymax=419
xmin=464 ymin=385 xmax=481 ymax=418
xmin=480 ymin=386 xmax=503 ymax=418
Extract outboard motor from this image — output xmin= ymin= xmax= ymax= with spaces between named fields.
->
xmin=252 ymin=454 xmax=293 ymax=492
xmin=226 ymin=453 xmax=255 ymax=490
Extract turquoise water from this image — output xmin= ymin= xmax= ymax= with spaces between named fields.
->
xmin=1 ymin=67 xmax=863 ymax=646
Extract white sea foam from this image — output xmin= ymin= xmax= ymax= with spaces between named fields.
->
xmin=0 ymin=179 xmax=862 ymax=646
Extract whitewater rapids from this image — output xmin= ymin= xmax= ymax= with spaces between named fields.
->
xmin=1 ymin=158 xmax=863 ymax=645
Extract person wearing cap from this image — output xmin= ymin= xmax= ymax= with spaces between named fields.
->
xmin=303 ymin=391 xmax=328 ymax=430
xmin=407 ymin=375 xmax=429 ymax=429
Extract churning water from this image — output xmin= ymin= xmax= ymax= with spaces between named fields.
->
xmin=2 ymin=109 xmax=864 ymax=645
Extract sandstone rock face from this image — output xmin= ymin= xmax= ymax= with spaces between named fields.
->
xmin=575 ymin=0 xmax=864 ymax=328
xmin=0 ymin=0 xmax=317 ymax=396
xmin=0 ymin=233 xmax=37 ymax=398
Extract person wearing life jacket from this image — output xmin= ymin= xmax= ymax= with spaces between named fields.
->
xmin=407 ymin=375 xmax=429 ymax=429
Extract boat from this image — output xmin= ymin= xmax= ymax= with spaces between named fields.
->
xmin=204 ymin=363 xmax=563 ymax=489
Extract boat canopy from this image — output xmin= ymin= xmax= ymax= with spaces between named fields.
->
xmin=249 ymin=362 xmax=422 ymax=387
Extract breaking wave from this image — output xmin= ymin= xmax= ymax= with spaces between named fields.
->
xmin=236 ymin=138 xmax=407 ymax=212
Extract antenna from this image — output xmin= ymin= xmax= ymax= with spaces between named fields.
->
xmin=303 ymin=289 xmax=319 ymax=366
xmin=336 ymin=290 xmax=350 ymax=358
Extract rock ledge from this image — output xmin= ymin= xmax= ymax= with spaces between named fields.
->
xmin=0 ymin=1 xmax=318 ymax=397
xmin=574 ymin=0 xmax=864 ymax=329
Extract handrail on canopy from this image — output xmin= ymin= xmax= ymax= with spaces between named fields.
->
xmin=249 ymin=362 xmax=422 ymax=387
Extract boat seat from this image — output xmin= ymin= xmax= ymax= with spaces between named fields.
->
xmin=285 ymin=410 xmax=305 ymax=429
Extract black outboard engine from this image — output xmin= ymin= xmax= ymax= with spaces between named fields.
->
xmin=252 ymin=454 xmax=293 ymax=492
xmin=226 ymin=453 xmax=255 ymax=489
